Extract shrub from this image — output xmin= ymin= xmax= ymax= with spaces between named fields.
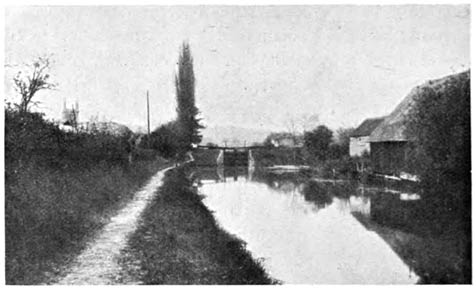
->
xmin=5 ymin=109 xmax=168 ymax=284
xmin=303 ymin=125 xmax=333 ymax=161
xmin=319 ymin=156 xmax=356 ymax=179
xmin=150 ymin=122 xmax=181 ymax=158
xmin=404 ymin=71 xmax=470 ymax=206
xmin=5 ymin=109 xmax=131 ymax=169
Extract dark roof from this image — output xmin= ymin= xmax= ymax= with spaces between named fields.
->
xmin=350 ymin=117 xmax=386 ymax=137
xmin=369 ymin=70 xmax=470 ymax=142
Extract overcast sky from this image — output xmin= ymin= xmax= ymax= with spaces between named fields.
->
xmin=5 ymin=5 xmax=470 ymax=132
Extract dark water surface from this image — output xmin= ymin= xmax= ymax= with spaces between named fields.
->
xmin=195 ymin=167 xmax=426 ymax=284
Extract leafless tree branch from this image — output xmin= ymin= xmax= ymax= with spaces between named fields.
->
xmin=12 ymin=56 xmax=57 ymax=113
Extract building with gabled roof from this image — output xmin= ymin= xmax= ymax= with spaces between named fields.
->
xmin=349 ymin=117 xmax=386 ymax=157
xmin=368 ymin=70 xmax=470 ymax=177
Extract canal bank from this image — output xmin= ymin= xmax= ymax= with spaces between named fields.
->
xmin=196 ymin=166 xmax=470 ymax=284
xmin=118 ymin=164 xmax=275 ymax=284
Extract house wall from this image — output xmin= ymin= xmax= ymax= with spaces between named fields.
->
xmin=279 ymin=138 xmax=295 ymax=147
xmin=349 ymin=136 xmax=370 ymax=157
xmin=370 ymin=141 xmax=408 ymax=175
xmin=271 ymin=137 xmax=301 ymax=148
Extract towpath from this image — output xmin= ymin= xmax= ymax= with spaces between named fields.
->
xmin=53 ymin=166 xmax=172 ymax=285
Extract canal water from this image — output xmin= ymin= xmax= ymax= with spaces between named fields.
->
xmin=195 ymin=167 xmax=421 ymax=284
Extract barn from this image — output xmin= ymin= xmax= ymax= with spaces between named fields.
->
xmin=368 ymin=70 xmax=470 ymax=178
xmin=349 ymin=117 xmax=385 ymax=157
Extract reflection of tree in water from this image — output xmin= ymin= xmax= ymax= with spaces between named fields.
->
xmin=302 ymin=180 xmax=334 ymax=209
xmin=328 ymin=181 xmax=360 ymax=199
xmin=301 ymin=180 xmax=362 ymax=210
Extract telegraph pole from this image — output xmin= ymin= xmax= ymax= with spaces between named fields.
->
xmin=147 ymin=90 xmax=151 ymax=148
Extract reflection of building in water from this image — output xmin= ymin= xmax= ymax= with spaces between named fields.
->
xmin=369 ymin=192 xmax=422 ymax=231
xmin=357 ymin=184 xmax=402 ymax=195
xmin=355 ymin=184 xmax=422 ymax=231
xmin=195 ymin=166 xmax=250 ymax=184
xmin=352 ymin=211 xmax=419 ymax=282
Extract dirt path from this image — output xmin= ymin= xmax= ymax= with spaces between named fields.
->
xmin=54 ymin=167 xmax=172 ymax=285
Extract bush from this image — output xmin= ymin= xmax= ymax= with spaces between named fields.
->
xmin=150 ymin=122 xmax=181 ymax=159
xmin=5 ymin=109 xmax=169 ymax=284
xmin=319 ymin=156 xmax=356 ymax=179
xmin=404 ymin=71 xmax=470 ymax=207
xmin=303 ymin=125 xmax=333 ymax=161
xmin=5 ymin=109 xmax=131 ymax=169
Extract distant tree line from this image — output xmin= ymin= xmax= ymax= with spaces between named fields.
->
xmin=260 ymin=124 xmax=355 ymax=176
xmin=263 ymin=125 xmax=353 ymax=160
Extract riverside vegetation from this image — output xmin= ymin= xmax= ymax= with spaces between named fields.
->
xmin=5 ymin=108 xmax=169 ymax=284
xmin=6 ymin=44 xmax=273 ymax=285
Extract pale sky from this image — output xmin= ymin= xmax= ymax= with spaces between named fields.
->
xmin=4 ymin=5 xmax=470 ymax=132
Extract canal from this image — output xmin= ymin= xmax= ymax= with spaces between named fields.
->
xmin=193 ymin=166 xmax=468 ymax=284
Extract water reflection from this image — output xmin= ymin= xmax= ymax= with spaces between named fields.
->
xmin=197 ymin=166 xmax=420 ymax=284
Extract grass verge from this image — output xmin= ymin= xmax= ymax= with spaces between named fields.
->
xmin=118 ymin=164 xmax=275 ymax=284
xmin=5 ymin=159 xmax=169 ymax=284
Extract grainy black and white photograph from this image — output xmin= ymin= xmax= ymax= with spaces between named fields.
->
xmin=3 ymin=2 xmax=472 ymax=285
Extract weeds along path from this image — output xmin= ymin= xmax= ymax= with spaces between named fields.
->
xmin=54 ymin=166 xmax=173 ymax=285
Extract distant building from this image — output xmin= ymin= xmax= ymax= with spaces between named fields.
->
xmin=368 ymin=70 xmax=469 ymax=178
xmin=78 ymin=121 xmax=132 ymax=137
xmin=349 ymin=117 xmax=385 ymax=157
xmin=59 ymin=100 xmax=131 ymax=136
xmin=62 ymin=100 xmax=79 ymax=126
xmin=266 ymin=132 xmax=303 ymax=148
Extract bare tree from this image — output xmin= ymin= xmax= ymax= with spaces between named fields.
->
xmin=284 ymin=113 xmax=320 ymax=146
xmin=299 ymin=113 xmax=320 ymax=132
xmin=13 ymin=56 xmax=56 ymax=113
xmin=285 ymin=116 xmax=299 ymax=146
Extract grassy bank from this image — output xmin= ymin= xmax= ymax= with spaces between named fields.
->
xmin=118 ymin=165 xmax=275 ymax=284
xmin=5 ymin=109 xmax=171 ymax=284
xmin=5 ymin=159 xmax=169 ymax=284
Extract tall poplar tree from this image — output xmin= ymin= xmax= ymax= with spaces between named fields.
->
xmin=175 ymin=42 xmax=203 ymax=154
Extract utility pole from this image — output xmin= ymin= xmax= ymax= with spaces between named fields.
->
xmin=147 ymin=90 xmax=151 ymax=148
